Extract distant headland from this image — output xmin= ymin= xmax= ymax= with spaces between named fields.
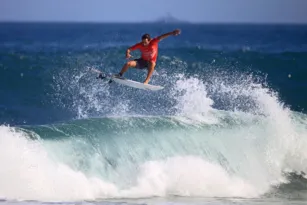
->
xmin=152 ymin=13 xmax=190 ymax=24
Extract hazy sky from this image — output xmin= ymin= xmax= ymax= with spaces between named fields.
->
xmin=1 ymin=0 xmax=307 ymax=23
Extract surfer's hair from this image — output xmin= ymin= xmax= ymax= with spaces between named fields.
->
xmin=142 ymin=34 xmax=151 ymax=40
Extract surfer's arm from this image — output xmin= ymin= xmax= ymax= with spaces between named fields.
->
xmin=156 ymin=29 xmax=181 ymax=41
xmin=126 ymin=43 xmax=141 ymax=58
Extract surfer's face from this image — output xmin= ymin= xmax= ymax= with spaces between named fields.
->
xmin=142 ymin=38 xmax=150 ymax=46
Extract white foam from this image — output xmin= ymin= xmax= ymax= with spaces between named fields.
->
xmin=0 ymin=125 xmax=118 ymax=201
xmin=121 ymin=156 xmax=260 ymax=198
xmin=170 ymin=74 xmax=218 ymax=125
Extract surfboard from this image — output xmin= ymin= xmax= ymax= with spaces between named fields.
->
xmin=90 ymin=68 xmax=164 ymax=91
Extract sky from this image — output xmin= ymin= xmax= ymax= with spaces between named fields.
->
xmin=1 ymin=0 xmax=307 ymax=23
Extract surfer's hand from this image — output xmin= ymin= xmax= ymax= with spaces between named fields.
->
xmin=173 ymin=29 xmax=181 ymax=36
xmin=126 ymin=53 xmax=132 ymax=59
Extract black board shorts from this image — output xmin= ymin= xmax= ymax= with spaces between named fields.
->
xmin=134 ymin=58 xmax=150 ymax=69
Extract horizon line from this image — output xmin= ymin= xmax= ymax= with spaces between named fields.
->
xmin=0 ymin=20 xmax=307 ymax=25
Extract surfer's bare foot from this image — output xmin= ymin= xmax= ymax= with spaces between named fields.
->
xmin=143 ymin=81 xmax=149 ymax=84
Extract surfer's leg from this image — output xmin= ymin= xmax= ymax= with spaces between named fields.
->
xmin=119 ymin=60 xmax=137 ymax=76
xmin=144 ymin=61 xmax=156 ymax=84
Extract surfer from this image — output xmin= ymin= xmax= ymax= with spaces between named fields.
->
xmin=116 ymin=29 xmax=181 ymax=84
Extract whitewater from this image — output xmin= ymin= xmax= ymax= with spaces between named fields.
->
xmin=1 ymin=70 xmax=307 ymax=202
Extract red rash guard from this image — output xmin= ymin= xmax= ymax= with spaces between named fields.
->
xmin=129 ymin=38 xmax=159 ymax=62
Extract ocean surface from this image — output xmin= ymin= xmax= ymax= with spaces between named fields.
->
xmin=0 ymin=22 xmax=307 ymax=205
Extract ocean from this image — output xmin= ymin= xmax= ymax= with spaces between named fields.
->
xmin=0 ymin=22 xmax=307 ymax=205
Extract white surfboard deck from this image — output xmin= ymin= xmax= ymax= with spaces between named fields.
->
xmin=90 ymin=68 xmax=164 ymax=91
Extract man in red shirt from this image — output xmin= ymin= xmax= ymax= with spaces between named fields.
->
xmin=116 ymin=29 xmax=181 ymax=84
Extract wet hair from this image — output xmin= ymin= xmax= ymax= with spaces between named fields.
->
xmin=142 ymin=33 xmax=151 ymax=40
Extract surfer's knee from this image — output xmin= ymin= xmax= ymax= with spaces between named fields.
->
xmin=127 ymin=61 xmax=137 ymax=67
